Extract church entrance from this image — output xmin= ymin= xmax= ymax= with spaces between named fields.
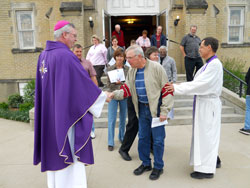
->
xmin=110 ymin=15 xmax=157 ymax=48
xmin=102 ymin=0 xmax=168 ymax=48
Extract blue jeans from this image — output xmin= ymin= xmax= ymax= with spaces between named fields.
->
xmin=138 ymin=102 xmax=165 ymax=170
xmin=244 ymin=95 xmax=250 ymax=130
xmin=108 ymin=99 xmax=127 ymax=146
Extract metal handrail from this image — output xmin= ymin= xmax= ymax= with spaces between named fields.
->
xmin=223 ymin=67 xmax=247 ymax=98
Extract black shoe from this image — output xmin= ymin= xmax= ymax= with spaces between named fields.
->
xmin=149 ymin=168 xmax=163 ymax=180
xmin=119 ymin=149 xmax=132 ymax=161
xmin=216 ymin=162 xmax=221 ymax=168
xmin=134 ymin=164 xmax=152 ymax=175
xmin=190 ymin=171 xmax=214 ymax=179
xmin=239 ymin=128 xmax=250 ymax=135
xmin=108 ymin=145 xmax=113 ymax=151
xmin=216 ymin=156 xmax=221 ymax=168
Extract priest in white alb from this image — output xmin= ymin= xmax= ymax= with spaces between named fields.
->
xmin=166 ymin=37 xmax=223 ymax=179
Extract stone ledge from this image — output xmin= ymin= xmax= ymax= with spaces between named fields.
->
xmin=185 ymin=0 xmax=208 ymax=9
xmin=221 ymin=87 xmax=246 ymax=112
xmin=11 ymin=47 xmax=43 ymax=54
xmin=60 ymin=2 xmax=82 ymax=12
xmin=0 ymin=79 xmax=33 ymax=83
xmin=172 ymin=4 xmax=183 ymax=10
xmin=221 ymin=43 xmax=250 ymax=48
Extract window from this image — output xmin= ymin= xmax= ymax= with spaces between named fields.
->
xmin=16 ymin=11 xmax=35 ymax=49
xmin=228 ymin=7 xmax=245 ymax=43
xmin=19 ymin=83 xmax=28 ymax=96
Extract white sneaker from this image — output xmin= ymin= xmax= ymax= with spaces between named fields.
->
xmin=91 ymin=132 xmax=96 ymax=139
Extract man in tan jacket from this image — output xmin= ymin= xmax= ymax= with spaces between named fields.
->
xmin=110 ymin=45 xmax=174 ymax=180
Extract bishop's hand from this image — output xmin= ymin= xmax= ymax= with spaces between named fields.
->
xmin=104 ymin=91 xmax=114 ymax=103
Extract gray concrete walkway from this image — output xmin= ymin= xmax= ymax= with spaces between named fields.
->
xmin=0 ymin=118 xmax=249 ymax=188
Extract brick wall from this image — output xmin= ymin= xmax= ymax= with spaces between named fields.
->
xmin=1 ymin=0 xmax=250 ymax=101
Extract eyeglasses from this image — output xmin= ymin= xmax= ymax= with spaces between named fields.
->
xmin=67 ymin=32 xmax=77 ymax=38
xmin=126 ymin=55 xmax=137 ymax=60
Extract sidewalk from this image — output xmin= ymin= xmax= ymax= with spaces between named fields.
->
xmin=0 ymin=118 xmax=249 ymax=188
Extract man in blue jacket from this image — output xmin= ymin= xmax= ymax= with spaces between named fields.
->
xmin=151 ymin=26 xmax=166 ymax=48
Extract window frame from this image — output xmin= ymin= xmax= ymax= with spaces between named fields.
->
xmin=16 ymin=10 xmax=35 ymax=49
xmin=228 ymin=6 xmax=245 ymax=44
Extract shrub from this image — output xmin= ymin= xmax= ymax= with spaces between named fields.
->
xmin=8 ymin=94 xmax=23 ymax=108
xmin=0 ymin=102 xmax=9 ymax=110
xmin=19 ymin=102 xmax=34 ymax=112
xmin=221 ymin=57 xmax=247 ymax=97
xmin=23 ymin=80 xmax=35 ymax=105
xmin=0 ymin=109 xmax=29 ymax=123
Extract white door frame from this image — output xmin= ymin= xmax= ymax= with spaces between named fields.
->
xmin=157 ymin=8 xmax=169 ymax=46
xmin=102 ymin=9 xmax=112 ymax=45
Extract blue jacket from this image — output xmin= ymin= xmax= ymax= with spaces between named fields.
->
xmin=150 ymin=34 xmax=167 ymax=47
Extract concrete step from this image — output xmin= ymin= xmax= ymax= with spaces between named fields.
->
xmin=97 ymin=105 xmax=235 ymax=118
xmin=94 ymin=113 xmax=244 ymax=128
xmin=94 ymin=117 xmax=128 ymax=128
xmin=167 ymin=113 xmax=245 ymax=126
xmin=102 ymin=99 xmax=196 ymax=109
xmin=173 ymin=99 xmax=194 ymax=107
xmin=174 ymin=95 xmax=194 ymax=99
xmin=174 ymin=106 xmax=235 ymax=116
xmin=101 ymin=74 xmax=186 ymax=83
xmin=176 ymin=74 xmax=186 ymax=82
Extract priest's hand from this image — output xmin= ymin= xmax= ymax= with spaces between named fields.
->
xmin=165 ymin=82 xmax=174 ymax=93
xmin=159 ymin=115 xmax=167 ymax=122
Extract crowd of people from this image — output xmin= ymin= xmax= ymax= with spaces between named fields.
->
xmin=33 ymin=20 xmax=250 ymax=188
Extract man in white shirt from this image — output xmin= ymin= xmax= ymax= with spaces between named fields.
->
xmin=166 ymin=37 xmax=222 ymax=179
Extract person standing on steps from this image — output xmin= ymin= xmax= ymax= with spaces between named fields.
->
xmin=180 ymin=25 xmax=203 ymax=81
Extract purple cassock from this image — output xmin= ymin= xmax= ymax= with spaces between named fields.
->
xmin=33 ymin=41 xmax=102 ymax=172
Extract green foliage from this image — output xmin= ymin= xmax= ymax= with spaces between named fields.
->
xmin=0 ymin=102 xmax=9 ymax=110
xmin=0 ymin=80 xmax=35 ymax=123
xmin=19 ymin=102 xmax=34 ymax=112
xmin=8 ymin=94 xmax=23 ymax=108
xmin=221 ymin=57 xmax=247 ymax=97
xmin=0 ymin=109 xmax=29 ymax=122
xmin=23 ymin=80 xmax=35 ymax=104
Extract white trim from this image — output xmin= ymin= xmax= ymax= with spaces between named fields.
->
xmin=102 ymin=9 xmax=112 ymax=46
xmin=102 ymin=9 xmax=105 ymax=44
xmin=157 ymin=8 xmax=169 ymax=47
xmin=107 ymin=0 xmax=159 ymax=15
xmin=107 ymin=12 xmax=159 ymax=16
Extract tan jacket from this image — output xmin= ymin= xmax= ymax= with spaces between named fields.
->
xmin=113 ymin=58 xmax=174 ymax=118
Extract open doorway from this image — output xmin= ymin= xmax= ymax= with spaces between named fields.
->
xmin=111 ymin=16 xmax=157 ymax=48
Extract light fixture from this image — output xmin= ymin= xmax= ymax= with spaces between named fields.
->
xmin=127 ymin=19 xmax=134 ymax=24
xmin=89 ymin=17 xmax=94 ymax=28
xmin=174 ymin=15 xmax=180 ymax=26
